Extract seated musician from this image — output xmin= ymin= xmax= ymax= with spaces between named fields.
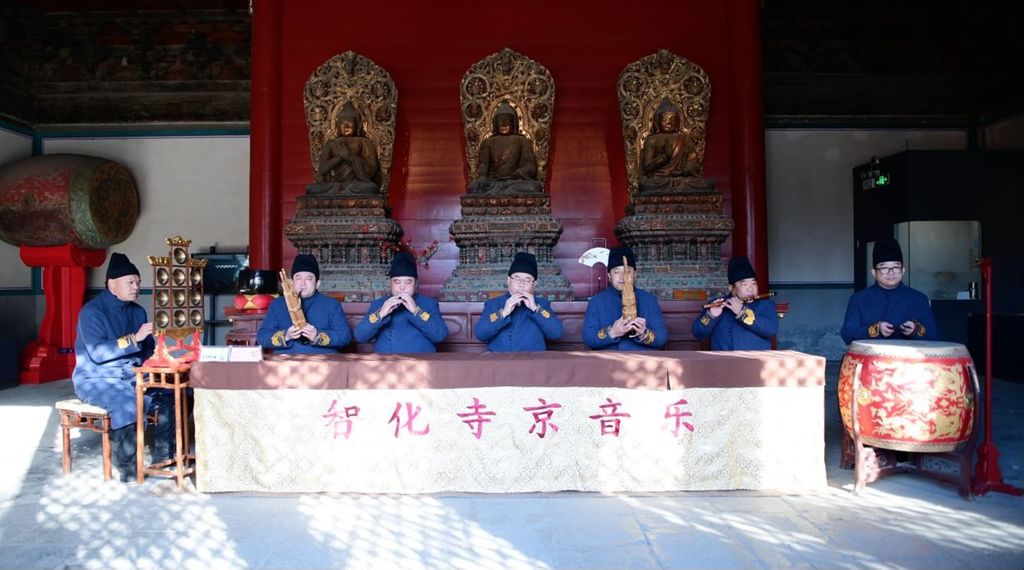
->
xmin=582 ymin=246 xmax=668 ymax=350
xmin=355 ymin=251 xmax=448 ymax=352
xmin=257 ymin=254 xmax=352 ymax=353
xmin=841 ymin=238 xmax=939 ymax=344
xmin=692 ymin=256 xmax=778 ymax=350
xmin=72 ymin=253 xmax=174 ymax=482
xmin=474 ymin=252 xmax=562 ymax=351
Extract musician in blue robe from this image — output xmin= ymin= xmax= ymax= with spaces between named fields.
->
xmin=355 ymin=252 xmax=448 ymax=352
xmin=841 ymin=238 xmax=939 ymax=344
xmin=475 ymin=252 xmax=562 ymax=351
xmin=582 ymin=246 xmax=668 ymax=351
xmin=692 ymin=256 xmax=778 ymax=350
xmin=258 ymin=254 xmax=352 ymax=354
xmin=72 ymin=253 xmax=173 ymax=482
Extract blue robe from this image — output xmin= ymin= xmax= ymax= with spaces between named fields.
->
xmin=257 ymin=291 xmax=352 ymax=354
xmin=582 ymin=286 xmax=668 ymax=351
xmin=691 ymin=298 xmax=778 ymax=350
xmin=354 ymin=294 xmax=448 ymax=353
xmin=72 ymin=290 xmax=155 ymax=430
xmin=474 ymin=293 xmax=563 ymax=352
xmin=841 ymin=283 xmax=940 ymax=344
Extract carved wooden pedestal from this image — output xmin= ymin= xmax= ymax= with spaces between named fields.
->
xmin=615 ymin=193 xmax=735 ymax=299
xmin=442 ymin=194 xmax=572 ymax=302
xmin=285 ymin=195 xmax=403 ymax=301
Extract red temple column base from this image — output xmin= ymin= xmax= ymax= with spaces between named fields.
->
xmin=19 ymin=244 xmax=106 ymax=384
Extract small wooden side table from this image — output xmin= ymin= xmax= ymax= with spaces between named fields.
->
xmin=224 ymin=307 xmax=267 ymax=346
xmin=134 ymin=365 xmax=194 ymax=488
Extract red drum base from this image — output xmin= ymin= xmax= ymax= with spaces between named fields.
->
xmin=837 ymin=340 xmax=980 ymax=498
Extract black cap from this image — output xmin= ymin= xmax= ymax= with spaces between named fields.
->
xmin=727 ymin=256 xmax=757 ymax=284
xmin=508 ymin=251 xmax=538 ymax=279
xmin=389 ymin=251 xmax=418 ymax=278
xmin=607 ymin=246 xmax=636 ymax=271
xmin=105 ymin=252 xmax=139 ymax=281
xmin=291 ymin=254 xmax=320 ymax=280
xmin=872 ymin=238 xmax=903 ymax=266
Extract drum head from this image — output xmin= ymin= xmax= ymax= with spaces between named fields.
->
xmin=847 ymin=339 xmax=969 ymax=359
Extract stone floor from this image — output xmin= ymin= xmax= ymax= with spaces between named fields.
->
xmin=0 ymin=367 xmax=1021 ymax=569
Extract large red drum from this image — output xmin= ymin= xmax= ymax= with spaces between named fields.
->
xmin=838 ymin=339 xmax=977 ymax=453
xmin=0 ymin=154 xmax=139 ymax=249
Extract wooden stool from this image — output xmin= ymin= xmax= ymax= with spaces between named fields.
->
xmin=55 ymin=398 xmax=112 ymax=480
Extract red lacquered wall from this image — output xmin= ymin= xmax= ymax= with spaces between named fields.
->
xmin=262 ymin=0 xmax=764 ymax=298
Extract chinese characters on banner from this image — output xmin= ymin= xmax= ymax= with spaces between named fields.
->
xmin=323 ymin=394 xmax=695 ymax=440
xmin=322 ymin=400 xmax=360 ymax=439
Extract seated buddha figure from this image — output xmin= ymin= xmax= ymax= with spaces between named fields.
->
xmin=638 ymin=99 xmax=715 ymax=194
xmin=306 ymin=102 xmax=382 ymax=196
xmin=468 ymin=101 xmax=543 ymax=195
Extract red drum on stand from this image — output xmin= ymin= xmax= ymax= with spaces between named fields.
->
xmin=838 ymin=339 xmax=978 ymax=453
xmin=0 ymin=154 xmax=138 ymax=383
xmin=0 ymin=154 xmax=139 ymax=249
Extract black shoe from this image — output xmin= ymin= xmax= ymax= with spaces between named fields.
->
xmin=118 ymin=469 xmax=135 ymax=483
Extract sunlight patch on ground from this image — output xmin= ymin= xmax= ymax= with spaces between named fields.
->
xmin=298 ymin=494 xmax=552 ymax=569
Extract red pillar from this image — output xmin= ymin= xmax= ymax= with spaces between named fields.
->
xmin=248 ymin=0 xmax=283 ymax=271
xmin=19 ymin=245 xmax=106 ymax=384
xmin=728 ymin=0 xmax=769 ymax=282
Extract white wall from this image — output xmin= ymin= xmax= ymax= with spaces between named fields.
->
xmin=764 ymin=129 xmax=967 ymax=284
xmin=0 ymin=126 xmax=34 ymax=288
xmin=42 ymin=136 xmax=250 ymax=288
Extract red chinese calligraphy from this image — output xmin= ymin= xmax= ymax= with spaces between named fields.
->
xmin=456 ymin=397 xmax=496 ymax=440
xmin=664 ymin=397 xmax=695 ymax=436
xmin=323 ymin=399 xmax=360 ymax=440
xmin=388 ymin=401 xmax=430 ymax=438
xmin=589 ymin=397 xmax=631 ymax=436
xmin=523 ymin=398 xmax=562 ymax=438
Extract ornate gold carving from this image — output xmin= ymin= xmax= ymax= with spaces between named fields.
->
xmin=303 ymin=51 xmax=397 ymax=200
xmin=166 ymin=236 xmax=192 ymax=247
xmin=617 ymin=50 xmax=711 ymax=198
xmin=460 ymin=48 xmax=555 ymax=187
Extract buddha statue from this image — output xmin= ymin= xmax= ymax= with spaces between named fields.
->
xmin=468 ymin=101 xmax=543 ymax=195
xmin=306 ymin=102 xmax=382 ymax=196
xmin=638 ymin=99 xmax=715 ymax=194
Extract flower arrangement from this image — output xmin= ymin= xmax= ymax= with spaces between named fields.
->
xmin=379 ymin=238 xmax=440 ymax=269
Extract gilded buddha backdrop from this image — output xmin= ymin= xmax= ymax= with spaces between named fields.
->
xmin=271 ymin=0 xmax=764 ymax=298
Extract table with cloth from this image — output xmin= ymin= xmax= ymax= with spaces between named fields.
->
xmin=190 ymin=350 xmax=826 ymax=493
